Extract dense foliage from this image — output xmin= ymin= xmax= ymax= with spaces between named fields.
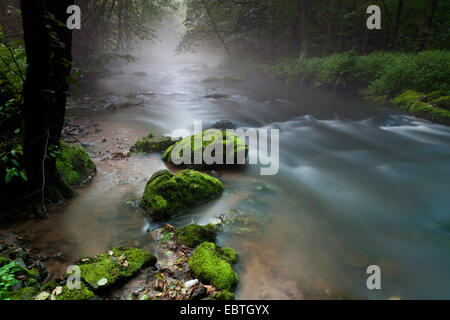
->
xmin=263 ymin=50 xmax=450 ymax=98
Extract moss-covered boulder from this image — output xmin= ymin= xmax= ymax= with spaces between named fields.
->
xmin=393 ymin=90 xmax=426 ymax=108
xmin=55 ymin=282 xmax=95 ymax=300
xmin=174 ymin=224 xmax=217 ymax=247
xmin=77 ymin=248 xmax=156 ymax=289
xmin=162 ymin=129 xmax=248 ymax=169
xmin=425 ymin=90 xmax=442 ymax=102
xmin=188 ymin=242 xmax=238 ymax=290
xmin=432 ymin=96 xmax=450 ymax=110
xmin=393 ymin=90 xmax=450 ymax=125
xmin=141 ymin=170 xmax=223 ymax=221
xmin=56 ymin=141 xmax=96 ymax=186
xmin=130 ymin=132 xmax=177 ymax=153
xmin=215 ymin=290 xmax=235 ymax=300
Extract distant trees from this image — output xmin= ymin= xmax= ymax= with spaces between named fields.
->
xmin=179 ymin=0 xmax=450 ymax=60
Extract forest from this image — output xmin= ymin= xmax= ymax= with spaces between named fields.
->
xmin=0 ymin=0 xmax=449 ymax=304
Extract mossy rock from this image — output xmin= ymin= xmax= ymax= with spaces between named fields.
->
xmin=393 ymin=90 xmax=425 ymax=109
xmin=56 ymin=141 xmax=96 ymax=186
xmin=432 ymin=96 xmax=450 ymax=111
xmin=222 ymin=75 xmax=244 ymax=83
xmin=188 ymin=242 xmax=238 ymax=290
xmin=77 ymin=247 xmax=156 ymax=289
xmin=141 ymin=170 xmax=223 ymax=221
xmin=131 ymin=132 xmax=177 ymax=153
xmin=54 ymin=282 xmax=94 ymax=300
xmin=6 ymin=287 xmax=39 ymax=300
xmin=174 ymin=224 xmax=217 ymax=247
xmin=393 ymin=90 xmax=450 ymax=125
xmin=426 ymin=90 xmax=442 ymax=102
xmin=215 ymin=290 xmax=235 ymax=300
xmin=40 ymin=279 xmax=60 ymax=292
xmin=162 ymin=129 xmax=248 ymax=169
xmin=0 ymin=256 xmax=10 ymax=267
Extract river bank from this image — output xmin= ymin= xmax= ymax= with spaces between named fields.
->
xmin=259 ymin=50 xmax=450 ymax=125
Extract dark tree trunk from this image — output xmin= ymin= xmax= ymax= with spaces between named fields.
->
xmin=417 ymin=0 xmax=439 ymax=50
xmin=299 ymin=0 xmax=308 ymax=57
xmin=322 ymin=0 xmax=334 ymax=56
xmin=20 ymin=0 xmax=74 ymax=210
xmin=393 ymin=0 xmax=403 ymax=39
xmin=338 ymin=0 xmax=345 ymax=51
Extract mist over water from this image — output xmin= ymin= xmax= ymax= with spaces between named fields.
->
xmin=14 ymin=33 xmax=450 ymax=299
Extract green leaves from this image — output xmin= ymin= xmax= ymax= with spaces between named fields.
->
xmin=2 ymin=145 xmax=27 ymax=184
xmin=0 ymin=261 xmax=22 ymax=300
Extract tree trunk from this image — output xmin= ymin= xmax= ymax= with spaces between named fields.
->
xmin=322 ymin=0 xmax=334 ymax=56
xmin=299 ymin=0 xmax=308 ymax=58
xmin=21 ymin=0 xmax=74 ymax=210
xmin=392 ymin=0 xmax=404 ymax=46
xmin=338 ymin=0 xmax=345 ymax=51
xmin=417 ymin=0 xmax=439 ymax=51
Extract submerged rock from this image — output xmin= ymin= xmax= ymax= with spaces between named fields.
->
xmin=201 ymin=77 xmax=222 ymax=83
xmin=140 ymin=170 xmax=223 ymax=221
xmin=204 ymin=93 xmax=230 ymax=99
xmin=188 ymin=242 xmax=238 ymax=290
xmin=162 ymin=129 xmax=248 ymax=169
xmin=131 ymin=132 xmax=177 ymax=153
xmin=174 ymin=224 xmax=217 ymax=247
xmin=222 ymin=75 xmax=244 ymax=83
xmin=56 ymin=141 xmax=96 ymax=186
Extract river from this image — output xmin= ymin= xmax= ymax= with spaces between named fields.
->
xmin=12 ymin=54 xmax=450 ymax=300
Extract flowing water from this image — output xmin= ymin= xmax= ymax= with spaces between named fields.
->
xmin=13 ymin=55 xmax=450 ymax=300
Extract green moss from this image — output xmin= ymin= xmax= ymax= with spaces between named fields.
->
xmin=56 ymin=141 xmax=96 ymax=186
xmin=394 ymin=90 xmax=450 ymax=125
xmin=222 ymin=75 xmax=244 ymax=83
xmin=393 ymin=90 xmax=425 ymax=108
xmin=432 ymin=96 xmax=450 ymax=110
xmin=162 ymin=129 xmax=248 ymax=169
xmin=55 ymin=282 xmax=94 ymax=300
xmin=0 ymin=257 xmax=10 ymax=268
xmin=131 ymin=132 xmax=176 ymax=153
xmin=77 ymin=248 xmax=156 ymax=289
xmin=141 ymin=170 xmax=223 ymax=221
xmin=215 ymin=290 xmax=235 ymax=300
xmin=188 ymin=242 xmax=238 ymax=290
xmin=174 ymin=224 xmax=217 ymax=247
xmin=7 ymin=287 xmax=39 ymax=300
xmin=41 ymin=280 xmax=59 ymax=292
xmin=426 ymin=90 xmax=442 ymax=101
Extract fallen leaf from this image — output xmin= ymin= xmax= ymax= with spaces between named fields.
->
xmin=35 ymin=292 xmax=51 ymax=300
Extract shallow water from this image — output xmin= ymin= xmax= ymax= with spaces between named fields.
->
xmin=14 ymin=59 xmax=450 ymax=299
